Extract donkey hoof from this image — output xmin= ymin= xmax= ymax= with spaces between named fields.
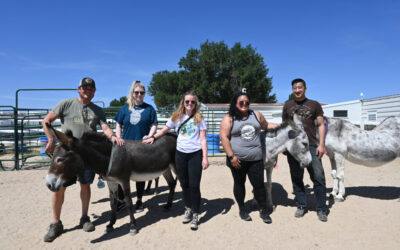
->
xmin=334 ymin=196 xmax=345 ymax=202
xmin=129 ymin=228 xmax=138 ymax=235
xmin=105 ymin=226 xmax=114 ymax=233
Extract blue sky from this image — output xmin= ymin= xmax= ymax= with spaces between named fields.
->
xmin=1 ymin=0 xmax=399 ymax=109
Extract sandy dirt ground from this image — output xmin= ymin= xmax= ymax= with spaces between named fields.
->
xmin=0 ymin=155 xmax=399 ymax=250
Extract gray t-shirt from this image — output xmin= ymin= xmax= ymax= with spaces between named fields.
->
xmin=230 ymin=111 xmax=263 ymax=161
xmin=52 ymin=98 xmax=106 ymax=138
xmin=166 ymin=114 xmax=207 ymax=153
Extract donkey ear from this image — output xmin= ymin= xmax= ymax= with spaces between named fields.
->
xmin=290 ymin=114 xmax=304 ymax=132
xmin=288 ymin=130 xmax=298 ymax=139
xmin=293 ymin=114 xmax=302 ymax=126
xmin=45 ymin=123 xmax=74 ymax=148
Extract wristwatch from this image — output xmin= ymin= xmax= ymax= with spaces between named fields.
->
xmin=228 ymin=155 xmax=234 ymax=161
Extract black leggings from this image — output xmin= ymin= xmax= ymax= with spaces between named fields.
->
xmin=228 ymin=159 xmax=267 ymax=211
xmin=175 ymin=149 xmax=203 ymax=213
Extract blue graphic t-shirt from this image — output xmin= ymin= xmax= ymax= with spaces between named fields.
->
xmin=114 ymin=103 xmax=158 ymax=140
xmin=166 ymin=114 xmax=207 ymax=153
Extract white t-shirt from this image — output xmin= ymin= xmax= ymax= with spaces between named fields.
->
xmin=166 ymin=114 xmax=207 ymax=153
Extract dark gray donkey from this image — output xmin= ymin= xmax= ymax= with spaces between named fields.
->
xmin=44 ymin=123 xmax=178 ymax=235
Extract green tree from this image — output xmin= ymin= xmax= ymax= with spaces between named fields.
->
xmin=286 ymin=93 xmax=295 ymax=102
xmin=109 ymin=96 xmax=127 ymax=107
xmin=148 ymin=41 xmax=276 ymax=108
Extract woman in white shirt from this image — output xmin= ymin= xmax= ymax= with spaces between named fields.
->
xmin=143 ymin=91 xmax=209 ymax=230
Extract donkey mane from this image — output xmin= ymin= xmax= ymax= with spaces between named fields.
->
xmin=80 ymin=131 xmax=110 ymax=143
xmin=265 ymin=122 xmax=293 ymax=137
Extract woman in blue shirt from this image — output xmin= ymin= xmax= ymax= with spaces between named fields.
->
xmin=114 ymin=80 xmax=158 ymax=212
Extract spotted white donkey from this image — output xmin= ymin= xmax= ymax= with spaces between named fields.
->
xmin=323 ymin=116 xmax=400 ymax=201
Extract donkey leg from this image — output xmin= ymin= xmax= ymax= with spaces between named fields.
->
xmin=145 ymin=180 xmax=152 ymax=194
xmin=334 ymin=153 xmax=346 ymax=201
xmin=154 ymin=177 xmax=160 ymax=194
xmin=163 ymin=168 xmax=177 ymax=209
xmin=265 ymin=164 xmax=274 ymax=212
xmin=329 ymin=156 xmax=339 ymax=199
xmin=121 ymin=181 xmax=138 ymax=235
xmin=106 ymin=182 xmax=119 ymax=233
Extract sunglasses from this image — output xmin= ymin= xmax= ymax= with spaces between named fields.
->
xmin=239 ymin=101 xmax=250 ymax=107
xmin=185 ymin=100 xmax=196 ymax=105
xmin=134 ymin=91 xmax=145 ymax=95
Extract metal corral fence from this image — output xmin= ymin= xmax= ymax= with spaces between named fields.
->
xmin=0 ymin=106 xmax=227 ymax=171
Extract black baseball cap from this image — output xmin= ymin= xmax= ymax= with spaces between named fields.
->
xmin=78 ymin=77 xmax=96 ymax=88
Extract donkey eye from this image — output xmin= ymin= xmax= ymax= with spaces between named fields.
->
xmin=56 ymin=157 xmax=64 ymax=165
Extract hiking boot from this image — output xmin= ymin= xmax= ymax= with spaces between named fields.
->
xmin=190 ymin=213 xmax=199 ymax=230
xmin=239 ymin=210 xmax=251 ymax=221
xmin=135 ymin=201 xmax=145 ymax=213
xmin=79 ymin=215 xmax=95 ymax=232
xmin=260 ymin=210 xmax=272 ymax=224
xmin=182 ymin=207 xmax=193 ymax=224
xmin=44 ymin=221 xmax=63 ymax=242
xmin=317 ymin=210 xmax=328 ymax=222
xmin=294 ymin=207 xmax=305 ymax=218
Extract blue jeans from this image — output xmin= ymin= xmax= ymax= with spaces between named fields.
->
xmin=63 ymin=169 xmax=95 ymax=187
xmin=287 ymin=145 xmax=327 ymax=212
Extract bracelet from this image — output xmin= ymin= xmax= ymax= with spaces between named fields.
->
xmin=151 ymin=135 xmax=156 ymax=140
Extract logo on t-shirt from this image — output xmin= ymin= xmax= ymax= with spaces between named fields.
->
xmin=130 ymin=109 xmax=145 ymax=125
xmin=180 ymin=121 xmax=196 ymax=137
xmin=240 ymin=124 xmax=256 ymax=141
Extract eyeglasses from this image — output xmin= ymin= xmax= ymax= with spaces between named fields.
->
xmin=134 ymin=91 xmax=145 ymax=95
xmin=185 ymin=100 xmax=196 ymax=105
xmin=239 ymin=101 xmax=250 ymax=107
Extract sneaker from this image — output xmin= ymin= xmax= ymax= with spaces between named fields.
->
xmin=239 ymin=210 xmax=251 ymax=221
xmin=260 ymin=210 xmax=272 ymax=224
xmin=44 ymin=221 xmax=63 ymax=242
xmin=294 ymin=207 xmax=305 ymax=218
xmin=317 ymin=210 xmax=328 ymax=222
xmin=190 ymin=213 xmax=199 ymax=230
xmin=79 ymin=215 xmax=95 ymax=232
xmin=182 ymin=208 xmax=193 ymax=224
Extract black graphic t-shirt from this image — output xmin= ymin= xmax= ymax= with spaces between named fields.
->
xmin=282 ymin=98 xmax=323 ymax=146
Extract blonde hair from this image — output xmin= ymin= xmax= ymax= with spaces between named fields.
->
xmin=171 ymin=91 xmax=203 ymax=124
xmin=127 ymin=81 xmax=145 ymax=110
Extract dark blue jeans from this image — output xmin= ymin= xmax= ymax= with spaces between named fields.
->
xmin=287 ymin=145 xmax=327 ymax=212
xmin=175 ymin=149 xmax=203 ymax=214
xmin=227 ymin=159 xmax=267 ymax=211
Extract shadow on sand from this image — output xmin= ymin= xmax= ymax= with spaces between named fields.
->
xmin=331 ymin=185 xmax=400 ymax=201
xmin=89 ymin=189 xmax=234 ymax=243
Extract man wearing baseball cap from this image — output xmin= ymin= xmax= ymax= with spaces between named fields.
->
xmin=42 ymin=77 xmax=123 ymax=242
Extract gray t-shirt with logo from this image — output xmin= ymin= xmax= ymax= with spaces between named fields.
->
xmin=52 ymin=98 xmax=106 ymax=138
xmin=230 ymin=111 xmax=263 ymax=161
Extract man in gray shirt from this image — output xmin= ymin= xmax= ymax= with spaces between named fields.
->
xmin=42 ymin=77 xmax=123 ymax=242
